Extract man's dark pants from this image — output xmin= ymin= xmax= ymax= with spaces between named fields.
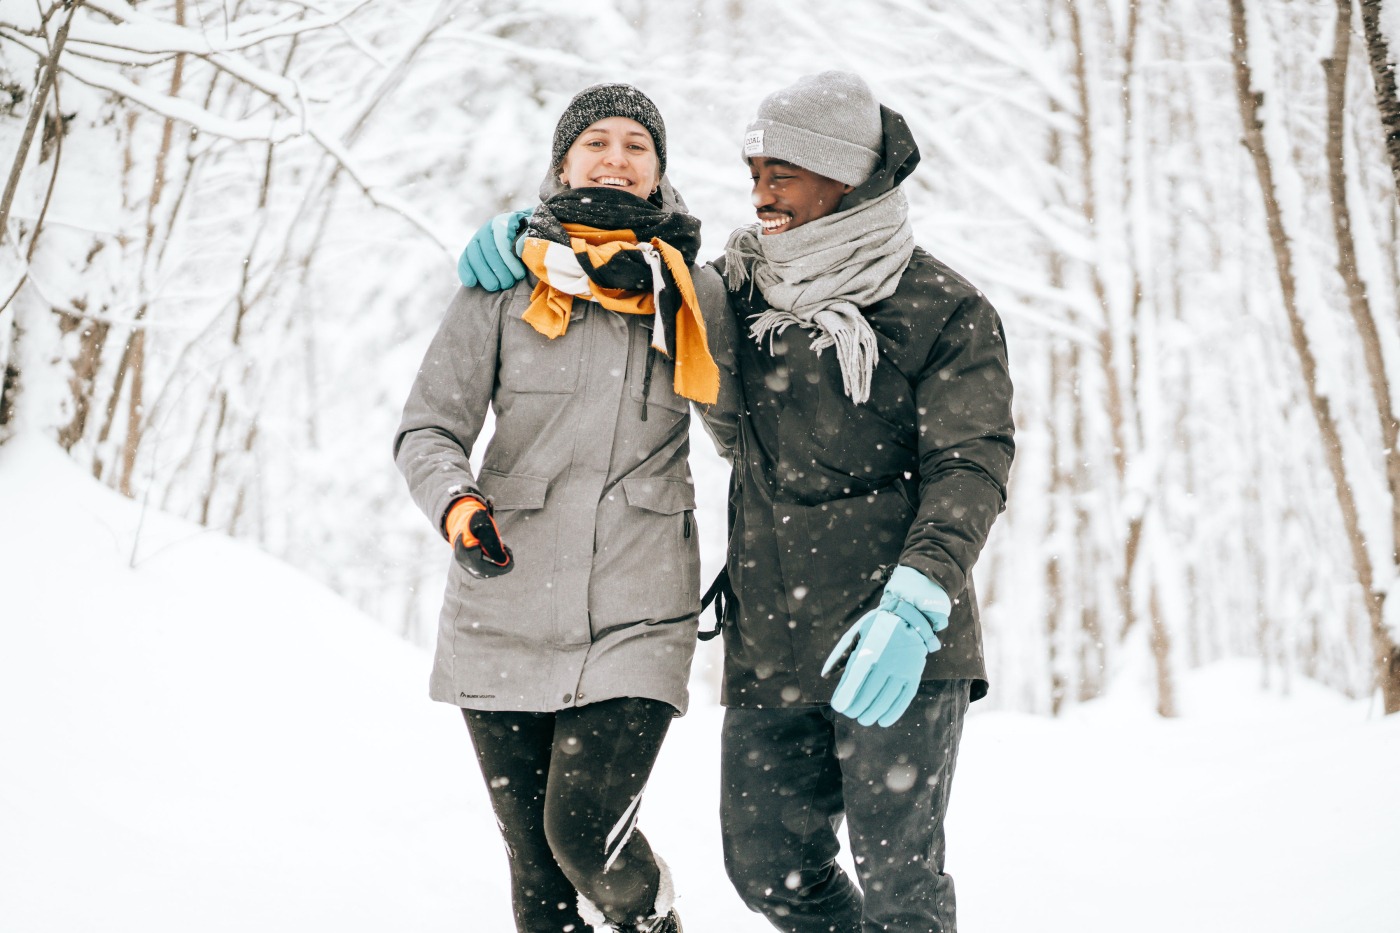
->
xmin=720 ymin=679 xmax=971 ymax=933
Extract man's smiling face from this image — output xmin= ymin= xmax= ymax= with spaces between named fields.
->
xmin=749 ymin=157 xmax=853 ymax=235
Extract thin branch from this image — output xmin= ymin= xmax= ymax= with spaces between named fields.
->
xmin=3 ymin=24 xmax=453 ymax=252
xmin=0 ymin=1 xmax=84 ymax=246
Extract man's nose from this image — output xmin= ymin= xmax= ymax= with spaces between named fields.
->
xmin=752 ymin=184 xmax=775 ymax=209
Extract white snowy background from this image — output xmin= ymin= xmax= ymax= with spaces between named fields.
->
xmin=3 ymin=1 xmax=1400 ymax=930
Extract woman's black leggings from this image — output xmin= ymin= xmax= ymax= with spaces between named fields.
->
xmin=462 ymin=697 xmax=675 ymax=933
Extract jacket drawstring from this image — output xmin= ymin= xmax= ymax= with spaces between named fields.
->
xmin=698 ymin=567 xmax=732 ymax=642
xmin=640 ymin=345 xmax=655 ymax=421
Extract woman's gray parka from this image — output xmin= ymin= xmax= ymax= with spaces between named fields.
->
xmin=395 ymin=268 xmax=730 ymax=714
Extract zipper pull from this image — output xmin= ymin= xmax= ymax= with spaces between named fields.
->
xmin=683 ymin=511 xmax=692 ymax=538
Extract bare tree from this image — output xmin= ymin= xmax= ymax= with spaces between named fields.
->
xmin=1230 ymin=0 xmax=1399 ymax=712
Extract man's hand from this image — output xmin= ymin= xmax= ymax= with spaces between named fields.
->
xmin=445 ymin=497 xmax=514 ymax=578
xmin=821 ymin=566 xmax=950 ymax=726
xmin=457 ymin=210 xmax=530 ymax=291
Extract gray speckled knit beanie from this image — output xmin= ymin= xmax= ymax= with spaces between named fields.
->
xmin=550 ymin=83 xmax=667 ymax=177
xmin=742 ymin=71 xmax=882 ymax=186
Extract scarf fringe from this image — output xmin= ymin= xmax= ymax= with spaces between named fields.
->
xmin=750 ymin=301 xmax=877 ymax=405
xmin=723 ymin=226 xmax=763 ymax=292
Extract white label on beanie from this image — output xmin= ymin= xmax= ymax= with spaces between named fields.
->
xmin=744 ymin=130 xmax=764 ymax=156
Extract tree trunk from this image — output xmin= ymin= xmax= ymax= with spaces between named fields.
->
xmin=117 ymin=325 xmax=144 ymax=497
xmin=1149 ymin=579 xmax=1177 ymax=717
xmin=1047 ymin=343 xmax=1069 ymax=716
xmin=1328 ymin=0 xmax=1400 ymax=576
xmin=55 ymin=311 xmax=109 ymax=451
xmin=0 ymin=1 xmax=84 ymax=441
xmin=1066 ymin=0 xmax=1145 ymax=668
xmin=1326 ymin=0 xmax=1400 ymax=711
xmin=1359 ymin=0 xmax=1400 ymax=201
xmin=1230 ymin=0 xmax=1399 ymax=713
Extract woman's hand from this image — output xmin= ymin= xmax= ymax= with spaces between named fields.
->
xmin=446 ymin=497 xmax=514 ymax=578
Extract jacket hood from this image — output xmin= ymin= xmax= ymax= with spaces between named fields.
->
xmin=837 ymin=105 xmax=920 ymax=212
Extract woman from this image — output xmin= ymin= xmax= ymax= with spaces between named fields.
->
xmin=394 ymin=84 xmax=728 ymax=933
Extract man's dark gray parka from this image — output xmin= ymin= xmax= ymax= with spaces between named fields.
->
xmin=702 ymin=116 xmax=1014 ymax=707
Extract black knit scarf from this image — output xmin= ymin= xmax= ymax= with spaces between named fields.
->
xmin=526 ymin=186 xmax=702 ymax=290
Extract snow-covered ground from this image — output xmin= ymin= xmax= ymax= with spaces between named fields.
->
xmin=2 ymin=432 xmax=1396 ymax=932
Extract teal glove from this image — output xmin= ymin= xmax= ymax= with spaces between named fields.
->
xmin=457 ymin=209 xmax=530 ymax=291
xmin=821 ymin=566 xmax=950 ymax=727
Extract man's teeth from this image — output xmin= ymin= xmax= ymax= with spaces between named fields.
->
xmin=760 ymin=215 xmax=790 ymax=231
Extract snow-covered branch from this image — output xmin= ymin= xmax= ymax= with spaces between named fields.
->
xmin=3 ymin=2 xmax=452 ymax=252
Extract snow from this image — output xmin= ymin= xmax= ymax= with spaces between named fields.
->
xmin=2 ymin=432 xmax=1397 ymax=932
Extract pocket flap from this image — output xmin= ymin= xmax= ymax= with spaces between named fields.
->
xmin=479 ymin=471 xmax=549 ymax=511
xmin=622 ymin=476 xmax=696 ymax=515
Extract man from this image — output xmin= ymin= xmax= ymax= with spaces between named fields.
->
xmin=459 ymin=72 xmax=1014 ymax=933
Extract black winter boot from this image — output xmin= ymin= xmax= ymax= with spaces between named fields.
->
xmin=577 ymin=852 xmax=680 ymax=933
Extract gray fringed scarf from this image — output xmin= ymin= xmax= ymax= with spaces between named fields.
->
xmin=723 ymin=186 xmax=915 ymax=404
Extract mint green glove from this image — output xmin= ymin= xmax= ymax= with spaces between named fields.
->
xmin=457 ymin=209 xmax=530 ymax=291
xmin=821 ymin=566 xmax=950 ymax=727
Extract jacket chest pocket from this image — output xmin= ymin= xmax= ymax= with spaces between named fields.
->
xmin=498 ymin=297 xmax=586 ymax=394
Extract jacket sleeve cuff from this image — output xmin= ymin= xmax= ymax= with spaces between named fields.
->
xmin=434 ymin=484 xmax=484 ymax=540
xmin=894 ymin=552 xmax=964 ymax=606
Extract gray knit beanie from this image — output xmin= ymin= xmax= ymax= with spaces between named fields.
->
xmin=550 ymin=83 xmax=667 ymax=177
xmin=742 ymin=71 xmax=883 ymax=186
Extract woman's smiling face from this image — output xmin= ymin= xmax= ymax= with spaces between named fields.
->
xmin=558 ymin=117 xmax=660 ymax=200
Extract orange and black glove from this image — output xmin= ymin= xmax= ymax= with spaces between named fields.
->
xmin=445 ymin=497 xmax=513 ymax=578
